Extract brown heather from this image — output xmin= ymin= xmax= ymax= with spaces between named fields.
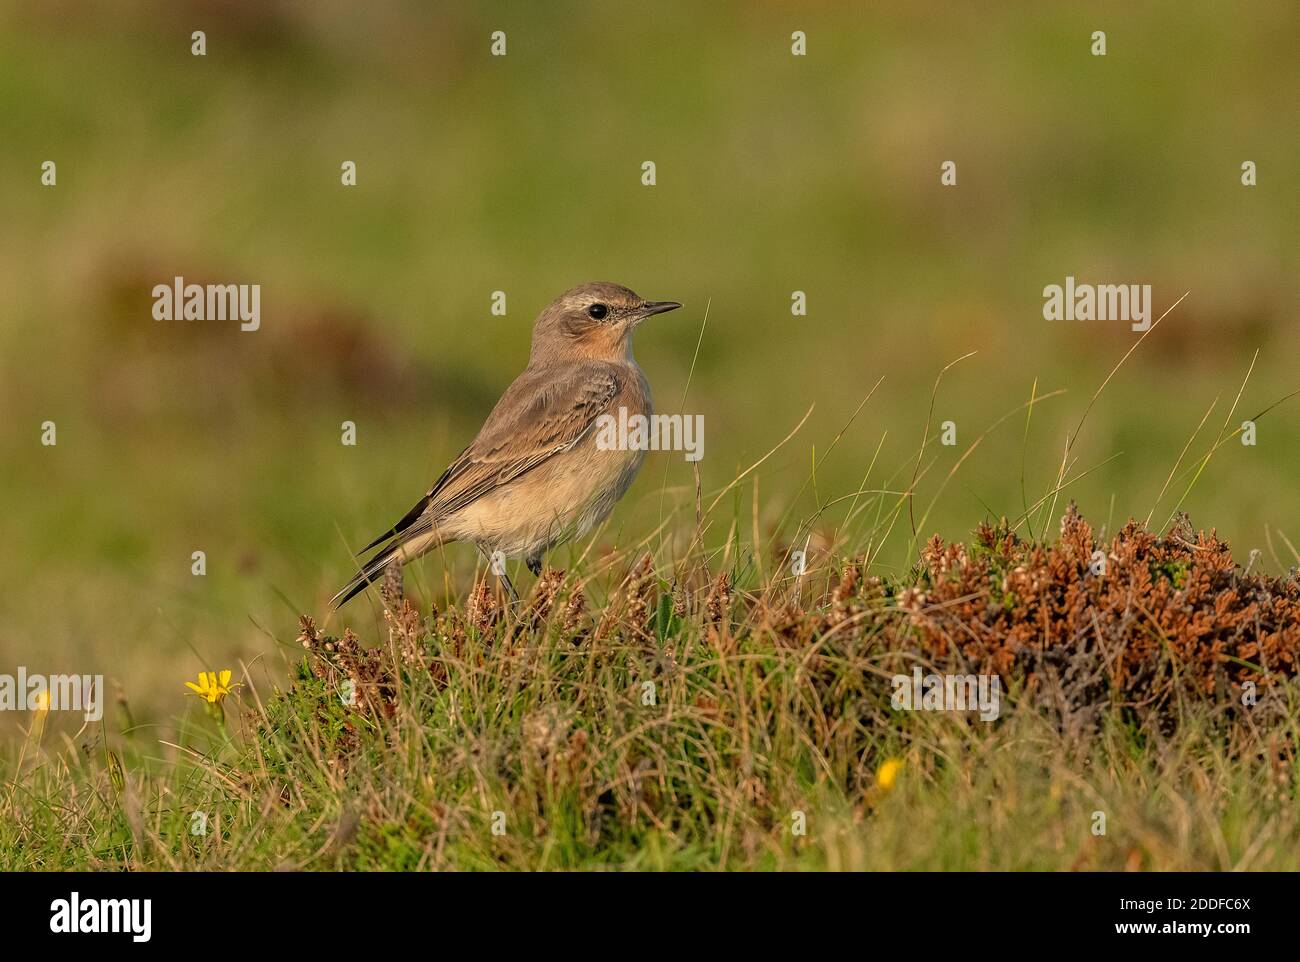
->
xmin=286 ymin=505 xmax=1300 ymax=778
xmin=898 ymin=505 xmax=1300 ymax=729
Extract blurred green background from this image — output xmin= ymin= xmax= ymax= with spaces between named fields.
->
xmin=1 ymin=0 xmax=1297 ymax=725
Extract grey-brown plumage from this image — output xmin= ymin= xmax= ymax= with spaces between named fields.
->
xmin=332 ymin=282 xmax=681 ymax=607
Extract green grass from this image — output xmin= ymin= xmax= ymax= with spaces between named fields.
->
xmin=5 ymin=521 xmax=1300 ymax=872
xmin=5 ymin=581 xmax=1299 ymax=871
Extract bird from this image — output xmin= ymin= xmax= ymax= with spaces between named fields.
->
xmin=331 ymin=281 xmax=681 ymax=608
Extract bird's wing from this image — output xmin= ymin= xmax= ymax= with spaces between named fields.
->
xmin=332 ymin=364 xmax=624 ymax=608
xmin=357 ymin=364 xmax=622 ymax=553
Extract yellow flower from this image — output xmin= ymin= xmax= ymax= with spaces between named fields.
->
xmin=876 ymin=757 xmax=904 ymax=792
xmin=32 ymin=689 xmax=51 ymax=714
xmin=185 ymin=670 xmax=238 ymax=704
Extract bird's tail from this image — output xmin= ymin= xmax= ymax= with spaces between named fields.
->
xmin=330 ymin=544 xmax=397 ymax=609
xmin=331 ymin=529 xmax=429 ymax=609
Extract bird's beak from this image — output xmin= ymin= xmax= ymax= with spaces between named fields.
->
xmin=636 ymin=300 xmax=682 ymax=319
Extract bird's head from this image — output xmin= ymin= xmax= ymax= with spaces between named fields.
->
xmin=530 ymin=282 xmax=681 ymax=363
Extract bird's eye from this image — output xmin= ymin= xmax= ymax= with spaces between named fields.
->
xmin=587 ymin=303 xmax=609 ymax=320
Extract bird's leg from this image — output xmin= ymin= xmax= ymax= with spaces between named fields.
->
xmin=526 ymin=554 xmax=542 ymax=577
xmin=478 ymin=544 xmax=519 ymax=605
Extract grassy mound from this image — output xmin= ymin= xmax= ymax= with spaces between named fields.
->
xmin=239 ymin=508 xmax=1299 ymax=869
xmin=6 ymin=509 xmax=1300 ymax=870
xmin=290 ymin=505 xmax=1299 ymax=745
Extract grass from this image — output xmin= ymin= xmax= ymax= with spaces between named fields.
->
xmin=7 ymin=277 xmax=1298 ymax=870
xmin=4 ymin=499 xmax=1299 ymax=871
xmin=7 ymin=267 xmax=1298 ymax=871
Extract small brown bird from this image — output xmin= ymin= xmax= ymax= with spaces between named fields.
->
xmin=332 ymin=282 xmax=681 ymax=607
